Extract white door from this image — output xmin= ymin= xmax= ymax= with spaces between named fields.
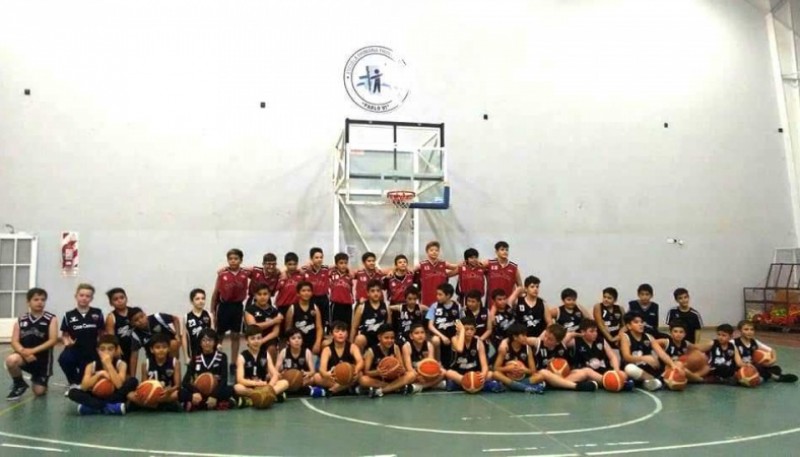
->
xmin=0 ymin=234 xmax=38 ymax=341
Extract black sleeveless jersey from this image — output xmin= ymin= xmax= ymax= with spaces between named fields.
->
xmin=734 ymin=337 xmax=760 ymax=365
xmin=709 ymin=340 xmax=735 ymax=369
xmin=599 ymin=304 xmax=623 ymax=338
xmin=112 ymin=310 xmax=133 ymax=359
xmin=502 ymin=339 xmax=531 ymax=365
xmin=492 ymin=307 xmax=515 ymax=346
xmin=665 ymin=338 xmax=689 ymax=361
xmin=245 ymin=304 xmax=279 ymax=339
xmin=465 ymin=306 xmax=489 ymax=335
xmin=185 ymin=310 xmax=212 ymax=360
xmin=625 ymin=333 xmax=654 ymax=367
xmin=533 ymin=340 xmax=569 ymax=370
xmin=328 ymin=344 xmax=355 ymax=368
xmin=556 ymin=305 xmax=583 ymax=333
xmin=291 ymin=303 xmax=317 ymax=347
xmin=146 ymin=355 xmax=178 ymax=387
xmin=515 ymin=297 xmax=546 ymax=337
xmin=280 ymin=347 xmax=311 ymax=371
xmin=91 ymin=358 xmax=125 ymax=376
xmin=431 ymin=302 xmax=461 ymax=337
xmin=451 ymin=337 xmax=480 ymax=372
xmin=359 ymin=302 xmax=389 ymax=335
xmin=572 ymin=337 xmax=608 ymax=371
xmin=394 ymin=304 xmax=424 ymax=344
xmin=18 ymin=311 xmax=55 ymax=369
xmin=369 ymin=343 xmax=397 ymax=370
xmin=241 ymin=350 xmax=268 ymax=381
xmin=407 ymin=341 xmax=431 ymax=369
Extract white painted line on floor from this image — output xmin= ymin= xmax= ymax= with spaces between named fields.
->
xmin=461 ymin=416 xmax=492 ymax=420
xmin=510 ymin=413 xmax=570 ymax=418
xmin=483 ymin=447 xmax=538 ymax=452
xmin=507 ymin=454 xmax=579 ymax=457
xmin=3 ymin=443 xmax=68 ymax=452
xmin=573 ymin=443 xmax=598 ymax=447
xmin=604 ymin=441 xmax=649 ymax=446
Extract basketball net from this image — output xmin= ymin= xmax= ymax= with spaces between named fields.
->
xmin=386 ymin=190 xmax=415 ymax=228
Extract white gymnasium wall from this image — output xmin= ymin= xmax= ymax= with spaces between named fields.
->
xmin=0 ymin=0 xmax=795 ymax=325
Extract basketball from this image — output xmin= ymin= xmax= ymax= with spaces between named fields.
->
xmin=377 ymin=356 xmax=403 ymax=380
xmin=282 ymin=369 xmax=305 ymax=392
xmin=251 ymin=385 xmax=277 ymax=409
xmin=752 ymin=349 xmax=773 ymax=366
xmin=416 ymin=358 xmax=442 ymax=380
xmin=332 ymin=362 xmax=356 ymax=386
xmin=678 ymin=350 xmax=708 ymax=372
xmin=194 ymin=372 xmax=217 ymax=397
xmin=91 ymin=378 xmax=115 ymax=399
xmin=735 ymin=365 xmax=762 ymax=387
xmin=461 ymin=371 xmax=484 ymax=394
xmin=548 ymin=358 xmax=570 ymax=377
xmin=136 ymin=380 xmax=165 ymax=407
xmin=663 ymin=367 xmax=688 ymax=391
xmin=505 ymin=360 xmax=527 ymax=381
xmin=602 ymin=370 xmax=627 ymax=392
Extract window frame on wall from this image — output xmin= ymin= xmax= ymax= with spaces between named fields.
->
xmin=0 ymin=233 xmax=38 ymax=340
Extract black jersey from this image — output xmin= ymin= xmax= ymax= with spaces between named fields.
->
xmin=61 ymin=307 xmax=104 ymax=357
xmin=734 ymin=337 xmax=765 ymax=365
xmin=359 ymin=302 xmax=389 ymax=336
xmin=533 ymin=340 xmax=569 ymax=370
xmin=112 ymin=309 xmax=133 ymax=360
xmin=328 ymin=343 xmax=355 ymax=368
xmin=451 ymin=337 xmax=480 ymax=373
xmin=625 ymin=332 xmax=655 ymax=367
xmin=572 ymin=336 xmax=609 ymax=372
xmin=291 ymin=303 xmax=318 ymax=349
xmin=18 ymin=311 xmax=56 ymax=369
xmin=429 ymin=302 xmax=462 ymax=337
xmin=515 ymin=297 xmax=547 ymax=337
xmin=182 ymin=350 xmax=228 ymax=390
xmin=131 ymin=313 xmax=176 ymax=356
xmin=628 ymin=301 xmax=660 ymax=335
xmin=146 ymin=355 xmax=178 ymax=387
xmin=280 ymin=347 xmax=311 ymax=372
xmin=556 ymin=305 xmax=583 ymax=333
xmin=665 ymin=338 xmax=689 ymax=361
xmin=241 ymin=350 xmax=269 ymax=381
xmin=407 ymin=341 xmax=432 ymax=369
xmin=665 ymin=307 xmax=703 ymax=343
xmin=91 ymin=358 xmax=125 ymax=377
xmin=708 ymin=340 xmax=735 ymax=369
xmin=492 ymin=307 xmax=515 ymax=347
xmin=184 ymin=310 xmax=212 ymax=360
xmin=368 ymin=343 xmax=397 ymax=370
xmin=394 ymin=304 xmax=424 ymax=344
xmin=465 ymin=306 xmax=489 ymax=336
xmin=502 ymin=339 xmax=531 ymax=365
xmin=599 ymin=304 xmax=624 ymax=338
xmin=245 ymin=304 xmax=280 ymax=339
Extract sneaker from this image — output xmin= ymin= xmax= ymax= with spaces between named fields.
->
xmin=643 ymin=379 xmax=663 ymax=391
xmin=368 ymin=387 xmax=383 ymax=398
xmin=483 ymin=380 xmax=506 ymax=393
xmin=576 ymin=381 xmax=598 ymax=392
xmin=622 ymin=380 xmax=635 ymax=391
xmin=524 ymin=382 xmax=545 ymax=395
xmin=776 ymin=374 xmax=798 ymax=383
xmin=402 ymin=384 xmax=423 ymax=395
xmin=64 ymin=384 xmax=80 ymax=397
xmin=235 ymin=396 xmax=252 ymax=408
xmin=6 ymin=384 xmax=28 ymax=401
xmin=104 ymin=402 xmax=126 ymax=415
xmin=77 ymin=404 xmax=102 ymax=416
xmin=310 ymin=387 xmax=327 ymax=398
xmin=277 ymin=392 xmax=287 ymax=403
xmin=354 ymin=386 xmax=365 ymax=396
xmin=437 ymin=380 xmax=447 ymax=390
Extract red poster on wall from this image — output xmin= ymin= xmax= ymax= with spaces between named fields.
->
xmin=61 ymin=231 xmax=79 ymax=277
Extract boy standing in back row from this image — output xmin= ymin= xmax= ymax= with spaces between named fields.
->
xmin=485 ymin=241 xmax=521 ymax=306
xmin=416 ymin=241 xmax=458 ymax=307
xmin=665 ymin=288 xmax=703 ymax=344
xmin=212 ymin=249 xmax=250 ymax=375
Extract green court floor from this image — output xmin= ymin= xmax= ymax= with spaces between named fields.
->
xmin=0 ymin=342 xmax=798 ymax=457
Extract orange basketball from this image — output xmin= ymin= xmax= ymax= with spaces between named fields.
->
xmin=602 ymin=370 xmax=627 ymax=392
xmin=663 ymin=367 xmax=687 ymax=391
xmin=194 ymin=372 xmax=217 ymax=397
xmin=505 ymin=360 xmax=527 ymax=381
xmin=251 ymin=385 xmax=277 ymax=409
xmin=752 ymin=349 xmax=773 ymax=366
xmin=679 ymin=350 xmax=708 ymax=372
xmin=417 ymin=358 xmax=442 ymax=380
xmin=548 ymin=358 xmax=570 ymax=377
xmin=332 ymin=362 xmax=356 ymax=386
xmin=377 ymin=356 xmax=403 ymax=380
xmin=461 ymin=371 xmax=484 ymax=394
xmin=91 ymin=378 xmax=115 ymax=399
xmin=735 ymin=365 xmax=762 ymax=388
xmin=135 ymin=380 xmax=165 ymax=407
xmin=282 ymin=369 xmax=304 ymax=392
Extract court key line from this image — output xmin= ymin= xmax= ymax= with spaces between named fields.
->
xmin=2 ymin=442 xmax=69 ymax=453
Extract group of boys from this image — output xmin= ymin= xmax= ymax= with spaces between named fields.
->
xmin=4 ymin=240 xmax=796 ymax=415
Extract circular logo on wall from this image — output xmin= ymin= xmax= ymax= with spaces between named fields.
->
xmin=344 ymin=46 xmax=409 ymax=113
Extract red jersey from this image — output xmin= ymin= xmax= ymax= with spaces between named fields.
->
xmin=303 ymin=265 xmax=331 ymax=297
xmin=354 ymin=268 xmax=385 ymax=302
xmin=456 ymin=264 xmax=486 ymax=298
xmin=418 ymin=259 xmax=449 ymax=306
xmin=216 ymin=268 xmax=250 ymax=303
xmin=385 ymin=272 xmax=416 ymax=304
xmin=248 ymin=267 xmax=280 ymax=298
xmin=275 ymin=270 xmax=304 ymax=308
xmin=486 ymin=259 xmax=519 ymax=299
xmin=329 ymin=270 xmax=355 ymax=305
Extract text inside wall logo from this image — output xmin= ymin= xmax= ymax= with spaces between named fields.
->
xmin=344 ymin=46 xmax=409 ymax=113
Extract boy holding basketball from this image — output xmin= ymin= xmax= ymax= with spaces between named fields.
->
xmin=735 ymin=320 xmax=797 ymax=383
xmin=402 ymin=322 xmax=444 ymax=390
xmin=359 ymin=324 xmax=418 ymax=397
xmin=234 ymin=326 xmax=289 ymax=404
xmin=68 ymin=335 xmax=136 ymax=415
xmin=276 ymin=327 xmax=324 ymax=397
xmin=426 ymin=283 xmax=463 ymax=368
xmin=655 ymin=320 xmax=707 ymax=382
xmin=352 ymin=279 xmax=391 ymax=351
xmin=211 ymin=248 xmax=250 ymax=374
xmin=526 ymin=324 xmax=599 ymax=391
xmin=315 ymin=321 xmax=364 ymax=395
xmin=570 ymin=319 xmax=631 ymax=390
xmin=245 ymin=283 xmax=283 ymax=362
xmin=285 ymin=281 xmax=323 ymax=355
xmin=181 ymin=329 xmax=235 ymax=411
xmin=59 ymin=283 xmax=104 ymax=391
xmin=620 ymin=312 xmax=677 ymax=391
xmin=492 ymin=323 xmax=544 ymax=394
xmin=129 ymin=333 xmax=186 ymax=411
xmin=6 ymin=288 xmax=58 ymax=401
xmin=696 ymin=324 xmax=742 ymax=384
xmin=444 ymin=317 xmax=503 ymax=392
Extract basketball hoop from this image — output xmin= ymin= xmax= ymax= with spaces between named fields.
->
xmin=386 ymin=190 xmax=416 ymax=210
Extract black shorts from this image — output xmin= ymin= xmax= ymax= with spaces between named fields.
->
xmin=709 ymin=365 xmax=736 ymax=379
xmin=216 ymin=301 xmax=244 ymax=334
xmin=22 ymin=354 xmax=52 ymax=386
xmin=331 ymin=303 xmax=353 ymax=327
